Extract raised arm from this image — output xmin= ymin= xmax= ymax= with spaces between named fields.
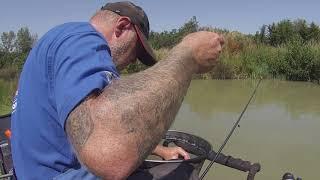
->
xmin=66 ymin=31 xmax=223 ymax=179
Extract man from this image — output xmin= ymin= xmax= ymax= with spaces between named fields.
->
xmin=11 ymin=1 xmax=223 ymax=179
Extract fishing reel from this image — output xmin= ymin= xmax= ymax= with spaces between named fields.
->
xmin=282 ymin=172 xmax=302 ymax=180
xmin=140 ymin=130 xmax=261 ymax=180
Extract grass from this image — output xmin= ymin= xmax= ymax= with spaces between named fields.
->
xmin=0 ymin=105 xmax=11 ymax=115
xmin=0 ymin=78 xmax=17 ymax=115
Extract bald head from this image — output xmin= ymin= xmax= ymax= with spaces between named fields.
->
xmin=90 ymin=10 xmax=120 ymax=38
xmin=90 ymin=10 xmax=120 ymax=26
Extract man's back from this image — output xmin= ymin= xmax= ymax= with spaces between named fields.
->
xmin=11 ymin=22 xmax=119 ymax=179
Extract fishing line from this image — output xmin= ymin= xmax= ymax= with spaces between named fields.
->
xmin=200 ymin=79 xmax=262 ymax=179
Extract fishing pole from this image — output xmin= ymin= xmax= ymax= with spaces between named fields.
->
xmin=200 ymin=79 xmax=262 ymax=180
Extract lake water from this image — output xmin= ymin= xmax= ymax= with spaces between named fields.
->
xmin=172 ymin=80 xmax=320 ymax=179
xmin=0 ymin=79 xmax=319 ymax=179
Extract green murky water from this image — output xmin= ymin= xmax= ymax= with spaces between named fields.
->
xmin=172 ymin=80 xmax=320 ymax=179
xmin=1 ymin=79 xmax=319 ymax=179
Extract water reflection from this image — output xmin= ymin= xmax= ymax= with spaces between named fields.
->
xmin=183 ymin=80 xmax=320 ymax=120
xmin=172 ymin=80 xmax=320 ymax=180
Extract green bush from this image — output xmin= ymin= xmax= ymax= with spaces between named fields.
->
xmin=282 ymin=39 xmax=315 ymax=81
xmin=210 ymin=59 xmax=235 ymax=79
xmin=310 ymin=43 xmax=320 ymax=82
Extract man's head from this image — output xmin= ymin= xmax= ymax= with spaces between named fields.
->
xmin=90 ymin=1 xmax=156 ymax=70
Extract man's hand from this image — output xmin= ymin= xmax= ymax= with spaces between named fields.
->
xmin=180 ymin=31 xmax=224 ymax=73
xmin=152 ymin=145 xmax=190 ymax=160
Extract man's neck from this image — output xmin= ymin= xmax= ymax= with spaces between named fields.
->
xmin=89 ymin=21 xmax=120 ymax=69
xmin=90 ymin=21 xmax=112 ymax=43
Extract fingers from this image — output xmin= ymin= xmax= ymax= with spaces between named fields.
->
xmin=158 ymin=146 xmax=190 ymax=160
xmin=179 ymin=31 xmax=225 ymax=73
xmin=177 ymin=147 xmax=190 ymax=160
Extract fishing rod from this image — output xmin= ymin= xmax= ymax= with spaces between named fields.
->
xmin=200 ymin=79 xmax=262 ymax=180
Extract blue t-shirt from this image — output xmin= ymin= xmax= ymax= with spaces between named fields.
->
xmin=11 ymin=22 xmax=119 ymax=179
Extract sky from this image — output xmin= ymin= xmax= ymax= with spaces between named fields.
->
xmin=1 ymin=0 xmax=319 ymax=38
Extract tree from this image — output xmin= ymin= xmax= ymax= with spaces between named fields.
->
xmin=179 ymin=16 xmax=199 ymax=36
xmin=255 ymin=25 xmax=267 ymax=44
xmin=15 ymin=27 xmax=37 ymax=54
xmin=267 ymin=23 xmax=278 ymax=46
xmin=1 ymin=31 xmax=16 ymax=53
xmin=267 ymin=20 xmax=304 ymax=46
xmin=293 ymin=19 xmax=309 ymax=41
xmin=309 ymin=22 xmax=320 ymax=41
xmin=149 ymin=16 xmax=199 ymax=49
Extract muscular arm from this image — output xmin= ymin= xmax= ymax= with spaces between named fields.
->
xmin=66 ymin=44 xmax=198 ymax=179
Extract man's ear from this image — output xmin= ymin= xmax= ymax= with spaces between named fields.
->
xmin=114 ymin=17 xmax=132 ymax=38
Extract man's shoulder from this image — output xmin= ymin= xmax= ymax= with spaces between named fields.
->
xmin=53 ymin=22 xmax=94 ymax=33
xmin=37 ymin=22 xmax=108 ymax=53
xmin=45 ymin=22 xmax=99 ymax=39
xmin=40 ymin=22 xmax=106 ymax=44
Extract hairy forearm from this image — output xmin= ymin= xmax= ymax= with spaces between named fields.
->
xmin=96 ymin=44 xmax=196 ymax=160
xmin=67 ymin=44 xmax=197 ymax=178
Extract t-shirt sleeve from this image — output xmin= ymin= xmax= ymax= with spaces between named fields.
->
xmin=52 ymin=32 xmax=119 ymax=129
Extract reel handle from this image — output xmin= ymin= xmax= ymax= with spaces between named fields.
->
xmin=208 ymin=151 xmax=261 ymax=180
